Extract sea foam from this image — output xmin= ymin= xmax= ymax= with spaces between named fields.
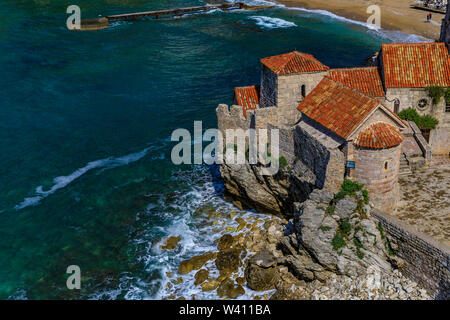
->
xmin=14 ymin=147 xmax=152 ymax=210
xmin=249 ymin=16 xmax=297 ymax=29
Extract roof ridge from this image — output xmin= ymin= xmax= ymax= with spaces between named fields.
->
xmin=329 ymin=66 xmax=378 ymax=71
xmin=323 ymin=76 xmax=379 ymax=102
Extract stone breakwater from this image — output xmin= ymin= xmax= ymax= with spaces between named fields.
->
xmin=160 ymin=188 xmax=431 ymax=300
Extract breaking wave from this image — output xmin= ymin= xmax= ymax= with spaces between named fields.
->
xmin=14 ymin=147 xmax=153 ymax=210
xmin=249 ymin=15 xmax=297 ymax=29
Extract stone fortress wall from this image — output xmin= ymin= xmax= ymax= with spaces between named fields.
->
xmin=371 ymin=210 xmax=450 ymax=299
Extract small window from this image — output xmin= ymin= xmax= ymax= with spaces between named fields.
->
xmin=446 ymin=102 xmax=450 ymax=113
xmin=301 ymin=85 xmax=306 ymax=98
xmin=417 ymin=98 xmax=429 ymax=110
xmin=384 ymin=161 xmax=388 ymax=170
xmin=394 ymin=101 xmax=400 ymax=114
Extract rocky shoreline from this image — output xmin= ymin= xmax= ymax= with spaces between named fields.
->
xmin=160 ymin=184 xmax=431 ymax=300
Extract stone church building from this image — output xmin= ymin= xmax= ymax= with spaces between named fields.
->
xmin=219 ymin=24 xmax=450 ymax=213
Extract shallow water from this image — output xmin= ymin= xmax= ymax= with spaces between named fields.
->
xmin=0 ymin=0 xmax=428 ymax=299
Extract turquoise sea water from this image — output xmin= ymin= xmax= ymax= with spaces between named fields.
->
xmin=0 ymin=0 xmax=427 ymax=299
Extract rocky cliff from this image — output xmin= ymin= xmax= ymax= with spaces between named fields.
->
xmin=220 ymin=120 xmax=345 ymax=217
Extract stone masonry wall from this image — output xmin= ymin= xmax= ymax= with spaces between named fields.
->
xmin=293 ymin=123 xmax=345 ymax=193
xmin=277 ymin=71 xmax=328 ymax=125
xmin=353 ymin=145 xmax=401 ymax=213
xmin=260 ymin=65 xmax=277 ymax=108
xmin=371 ymin=210 xmax=450 ymax=299
xmin=440 ymin=1 xmax=450 ymax=48
xmin=385 ymin=88 xmax=450 ymax=154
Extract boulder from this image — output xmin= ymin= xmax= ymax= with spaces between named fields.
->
xmin=334 ymin=195 xmax=357 ymax=219
xmin=217 ymin=278 xmax=245 ymax=299
xmin=178 ymin=261 xmax=193 ymax=274
xmin=161 ymin=236 xmax=181 ymax=250
xmin=201 ymin=280 xmax=219 ymax=292
xmin=245 ymin=250 xmax=280 ymax=291
xmin=215 ymin=248 xmax=243 ymax=273
xmin=194 ymin=269 xmax=209 ymax=285
xmin=217 ymin=234 xmax=234 ymax=250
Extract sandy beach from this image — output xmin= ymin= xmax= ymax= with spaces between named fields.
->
xmin=277 ymin=0 xmax=444 ymax=40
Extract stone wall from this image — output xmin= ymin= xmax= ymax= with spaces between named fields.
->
xmin=293 ymin=120 xmax=345 ymax=193
xmin=371 ymin=210 xmax=450 ymax=299
xmin=353 ymin=144 xmax=401 ymax=213
xmin=385 ymin=88 xmax=450 ymax=154
xmin=277 ymin=71 xmax=327 ymax=125
xmin=260 ymin=65 xmax=277 ymax=108
xmin=440 ymin=1 xmax=450 ymax=48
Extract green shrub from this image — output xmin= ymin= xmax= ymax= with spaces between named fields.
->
xmin=332 ymin=234 xmax=346 ymax=251
xmin=420 ymin=115 xmax=439 ymax=130
xmin=426 ymin=85 xmax=445 ymax=104
xmin=398 ymin=108 xmax=421 ymax=123
xmin=326 ymin=205 xmax=335 ymax=216
xmin=339 ymin=219 xmax=352 ymax=237
xmin=279 ymin=156 xmax=288 ymax=168
xmin=361 ymin=190 xmax=369 ymax=204
xmin=377 ymin=222 xmax=385 ymax=240
xmin=319 ymin=225 xmax=332 ymax=232
xmin=341 ymin=179 xmax=364 ymax=195
xmin=398 ymin=108 xmax=439 ymax=130
xmin=445 ymin=89 xmax=450 ymax=105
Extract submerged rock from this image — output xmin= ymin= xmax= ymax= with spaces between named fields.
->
xmin=217 ymin=278 xmax=245 ymax=299
xmin=215 ymin=248 xmax=243 ymax=273
xmin=161 ymin=236 xmax=181 ymax=250
xmin=194 ymin=269 xmax=209 ymax=285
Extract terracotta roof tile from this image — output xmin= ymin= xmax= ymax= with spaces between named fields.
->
xmin=233 ymin=85 xmax=260 ymax=117
xmin=297 ymin=78 xmax=379 ymax=139
xmin=382 ymin=42 xmax=450 ymax=88
xmin=261 ymin=51 xmax=329 ymax=75
xmin=328 ymin=67 xmax=385 ymax=97
xmin=354 ymin=122 xmax=404 ymax=149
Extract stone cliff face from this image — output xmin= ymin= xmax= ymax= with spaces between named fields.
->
xmin=219 ymin=119 xmax=345 ymax=217
xmin=441 ymin=1 xmax=450 ymax=47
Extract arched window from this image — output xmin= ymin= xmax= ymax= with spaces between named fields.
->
xmin=394 ymin=100 xmax=400 ymax=114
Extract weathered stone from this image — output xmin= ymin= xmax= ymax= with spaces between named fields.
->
xmin=245 ymin=254 xmax=279 ymax=291
xmin=217 ymin=234 xmax=234 ymax=250
xmin=194 ymin=269 xmax=209 ymax=285
xmin=217 ymin=278 xmax=245 ymax=299
xmin=178 ymin=261 xmax=193 ymax=274
xmin=201 ymin=280 xmax=219 ymax=291
xmin=334 ymin=195 xmax=357 ymax=219
xmin=161 ymin=236 xmax=181 ymax=250
xmin=249 ymin=248 xmax=277 ymax=268
xmin=215 ymin=248 xmax=243 ymax=273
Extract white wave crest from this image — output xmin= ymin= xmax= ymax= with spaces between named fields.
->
xmin=249 ymin=15 xmax=297 ymax=29
xmin=14 ymin=147 xmax=151 ymax=210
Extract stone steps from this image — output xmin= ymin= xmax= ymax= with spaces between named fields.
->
xmin=399 ymin=154 xmax=412 ymax=176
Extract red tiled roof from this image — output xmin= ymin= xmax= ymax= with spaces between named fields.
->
xmin=354 ymin=122 xmax=404 ymax=149
xmin=328 ymin=67 xmax=385 ymax=97
xmin=261 ymin=51 xmax=329 ymax=75
xmin=381 ymin=42 xmax=450 ymax=88
xmin=233 ymin=85 xmax=260 ymax=117
xmin=297 ymin=77 xmax=380 ymax=139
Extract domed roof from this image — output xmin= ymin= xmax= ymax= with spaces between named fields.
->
xmin=354 ymin=122 xmax=404 ymax=149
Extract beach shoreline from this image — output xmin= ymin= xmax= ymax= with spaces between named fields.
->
xmin=276 ymin=0 xmax=443 ymax=40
